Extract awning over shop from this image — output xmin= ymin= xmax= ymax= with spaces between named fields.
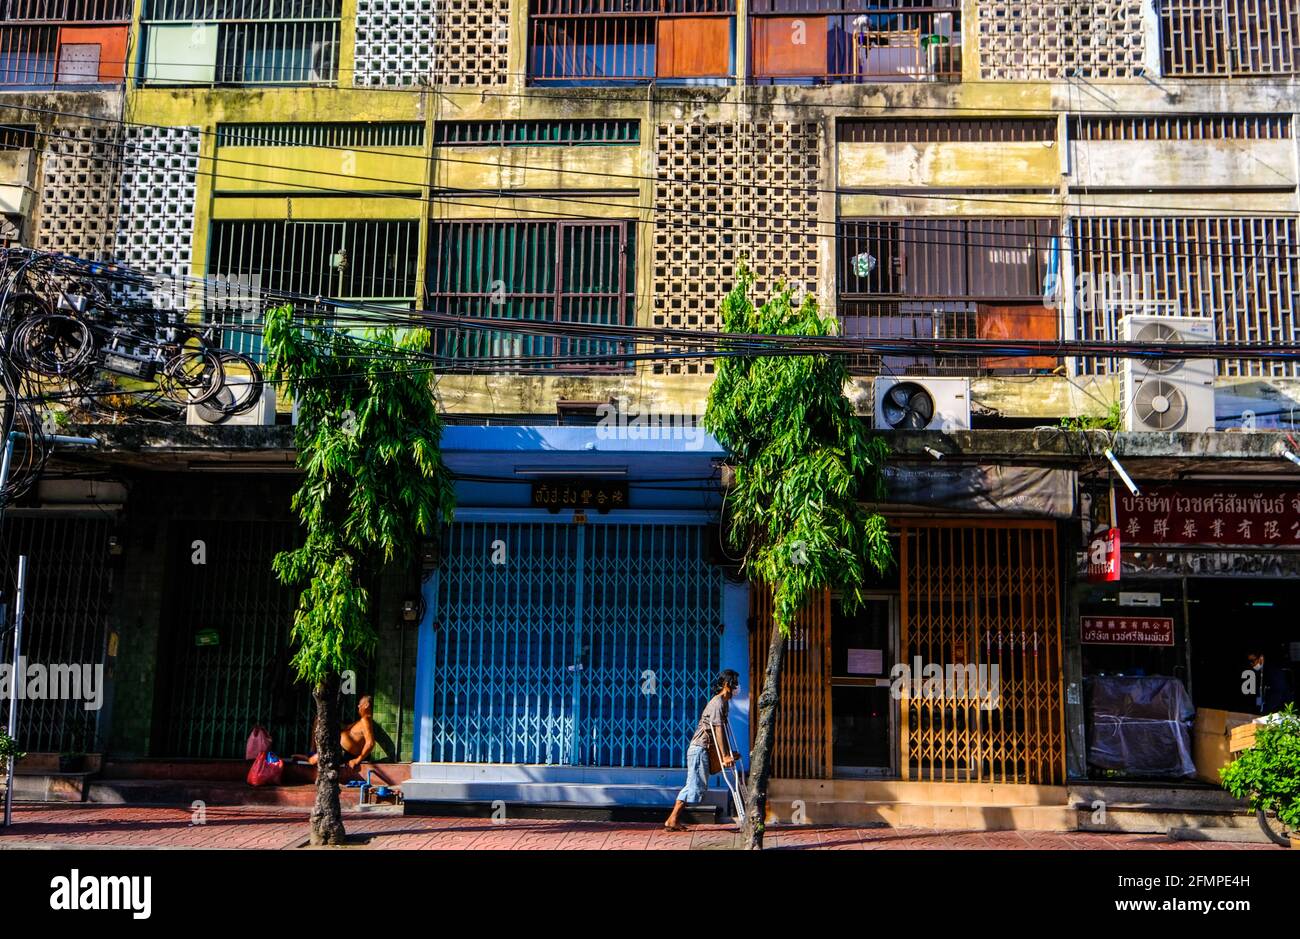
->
xmin=881 ymin=463 xmax=1077 ymax=519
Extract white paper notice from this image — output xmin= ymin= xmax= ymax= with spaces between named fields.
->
xmin=847 ymin=648 xmax=883 ymax=675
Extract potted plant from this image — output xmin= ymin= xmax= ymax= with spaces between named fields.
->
xmin=1220 ymin=704 xmax=1300 ymax=848
xmin=0 ymin=730 xmax=24 ymax=772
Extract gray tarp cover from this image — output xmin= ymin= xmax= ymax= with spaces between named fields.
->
xmin=1086 ymin=676 xmax=1196 ymax=778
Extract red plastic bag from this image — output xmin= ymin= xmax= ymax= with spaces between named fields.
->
xmin=246 ymin=751 xmax=283 ymax=787
xmin=245 ymin=725 xmax=271 ymax=761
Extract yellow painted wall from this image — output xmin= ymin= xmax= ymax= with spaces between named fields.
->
xmin=212 ymin=147 xmax=426 ymax=195
xmin=839 ymin=140 xmax=1062 ymax=190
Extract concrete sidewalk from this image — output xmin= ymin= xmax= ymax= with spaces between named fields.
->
xmin=0 ymin=805 xmax=1280 ymax=850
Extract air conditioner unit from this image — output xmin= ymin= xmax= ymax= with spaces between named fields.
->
xmin=309 ymin=40 xmax=339 ymax=83
xmin=187 ymin=378 xmax=276 ymax=426
xmin=1120 ymin=314 xmax=1215 ymax=433
xmin=873 ymin=377 xmax=971 ymax=431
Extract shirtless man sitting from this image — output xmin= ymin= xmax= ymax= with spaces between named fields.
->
xmin=293 ymin=695 xmax=376 ymax=772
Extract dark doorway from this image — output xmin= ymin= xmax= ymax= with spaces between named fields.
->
xmin=830 ymin=595 xmax=897 ymax=775
xmin=1188 ymin=578 xmax=1300 ymax=714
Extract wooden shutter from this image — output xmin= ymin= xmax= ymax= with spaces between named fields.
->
xmin=656 ymin=16 xmax=731 ymax=79
xmin=753 ymin=16 xmax=829 ymax=78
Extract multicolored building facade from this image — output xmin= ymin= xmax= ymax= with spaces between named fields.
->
xmin=2 ymin=1 xmax=1298 ymax=823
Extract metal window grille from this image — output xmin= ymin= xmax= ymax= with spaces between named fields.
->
xmin=0 ymin=0 xmax=130 ymax=20
xmin=837 ymin=217 xmax=1058 ymax=376
xmin=428 ymin=521 xmax=723 ymax=767
xmin=207 ymin=219 xmax=419 ymax=358
xmin=215 ymin=122 xmax=425 ymax=148
xmin=434 ymin=119 xmax=641 ymax=147
xmin=0 ymin=125 xmax=38 ymax=150
xmin=428 ymin=219 xmax=635 ymax=373
xmin=0 ymin=25 xmax=58 ymax=86
xmin=751 ymin=1 xmax=961 ymax=84
xmin=528 ymin=0 xmax=735 ymax=83
xmin=1071 ymin=216 xmax=1300 ymax=377
xmin=0 ymin=515 xmax=114 ymax=754
xmin=140 ymin=0 xmax=342 ymax=86
xmin=900 ymin=521 xmax=1065 ymax=786
xmin=1071 ymin=114 xmax=1293 ymax=141
xmin=1162 ymin=0 xmax=1300 ymax=76
xmin=838 ymin=118 xmax=1056 ymax=144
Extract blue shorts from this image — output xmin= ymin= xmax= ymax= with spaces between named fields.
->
xmin=676 ymin=744 xmax=710 ymax=804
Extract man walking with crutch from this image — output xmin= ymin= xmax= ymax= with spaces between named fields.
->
xmin=664 ymin=669 xmax=743 ymax=832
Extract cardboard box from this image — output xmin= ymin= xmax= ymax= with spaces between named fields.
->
xmin=1229 ymin=722 xmax=1259 ymax=753
xmin=1192 ymin=708 xmax=1257 ymax=785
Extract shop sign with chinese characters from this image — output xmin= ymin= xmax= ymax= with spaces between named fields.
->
xmin=1080 ymin=615 xmax=1175 ymax=646
xmin=1116 ymin=487 xmax=1300 ymax=546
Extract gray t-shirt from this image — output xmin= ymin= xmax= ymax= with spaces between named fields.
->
xmin=690 ymin=693 xmax=729 ymax=749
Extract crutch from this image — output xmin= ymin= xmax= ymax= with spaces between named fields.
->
xmin=723 ymin=718 xmax=748 ymax=819
xmin=710 ymin=722 xmax=747 ymax=821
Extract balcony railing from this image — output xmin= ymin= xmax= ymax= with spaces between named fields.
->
xmin=0 ymin=1 xmax=129 ymax=88
xmin=750 ymin=2 xmax=961 ymax=84
xmin=138 ymin=0 xmax=342 ymax=87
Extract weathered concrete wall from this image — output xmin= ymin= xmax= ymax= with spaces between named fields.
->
xmin=109 ymin=0 xmax=1300 ymax=422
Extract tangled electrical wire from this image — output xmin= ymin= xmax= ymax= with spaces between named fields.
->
xmin=0 ymin=248 xmax=265 ymax=503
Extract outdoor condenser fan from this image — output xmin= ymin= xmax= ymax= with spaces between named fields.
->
xmin=1134 ymin=321 xmax=1182 ymax=374
xmin=880 ymin=381 xmax=935 ymax=430
xmin=1133 ymin=379 xmax=1188 ymax=430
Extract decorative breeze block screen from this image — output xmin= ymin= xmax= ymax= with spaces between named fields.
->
xmin=653 ymin=120 xmax=820 ymax=376
xmin=114 ymin=125 xmax=201 ymax=306
xmin=432 ymin=0 xmax=510 ymax=87
xmin=354 ymin=0 xmax=436 ymax=87
xmin=36 ymin=125 xmax=123 ymax=261
xmin=978 ymin=0 xmax=1148 ymax=80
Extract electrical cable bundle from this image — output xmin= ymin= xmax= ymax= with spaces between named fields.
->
xmin=0 ymin=248 xmax=268 ymax=501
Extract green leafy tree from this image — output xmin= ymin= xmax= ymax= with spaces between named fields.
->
xmin=264 ymin=304 xmax=455 ymax=845
xmin=704 ymin=271 xmax=892 ymax=850
xmin=1221 ymin=704 xmax=1300 ymax=836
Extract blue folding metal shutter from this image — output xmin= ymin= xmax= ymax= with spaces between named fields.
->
xmin=429 ymin=520 xmax=722 ymax=767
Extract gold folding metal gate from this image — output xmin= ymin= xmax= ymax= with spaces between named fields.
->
xmin=749 ymin=520 xmax=1064 ymax=784
xmin=749 ymin=586 xmax=832 ymax=779
xmin=900 ymin=520 xmax=1065 ymax=785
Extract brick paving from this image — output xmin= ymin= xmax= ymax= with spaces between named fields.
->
xmin=0 ymin=804 xmax=1280 ymax=850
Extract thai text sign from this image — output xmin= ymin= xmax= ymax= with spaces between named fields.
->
xmin=531 ymin=479 xmax=628 ymax=513
xmin=1116 ymin=487 xmax=1300 ymax=546
xmin=1081 ymin=616 xmax=1175 ymax=646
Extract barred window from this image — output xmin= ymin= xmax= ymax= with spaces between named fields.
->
xmin=139 ymin=0 xmax=343 ymax=87
xmin=837 ymin=217 xmax=1060 ymax=375
xmin=428 ymin=219 xmax=635 ymax=373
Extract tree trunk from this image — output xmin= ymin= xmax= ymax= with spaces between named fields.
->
xmin=309 ymin=673 xmax=346 ymax=846
xmin=742 ymin=619 xmax=787 ymax=850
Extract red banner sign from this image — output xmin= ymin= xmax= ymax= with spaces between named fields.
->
xmin=1081 ymin=616 xmax=1175 ymax=646
xmin=1115 ymin=487 xmax=1300 ymax=546
xmin=1086 ymin=527 xmax=1121 ymax=582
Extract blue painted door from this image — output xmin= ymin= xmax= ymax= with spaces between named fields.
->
xmin=429 ymin=520 xmax=722 ymax=767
